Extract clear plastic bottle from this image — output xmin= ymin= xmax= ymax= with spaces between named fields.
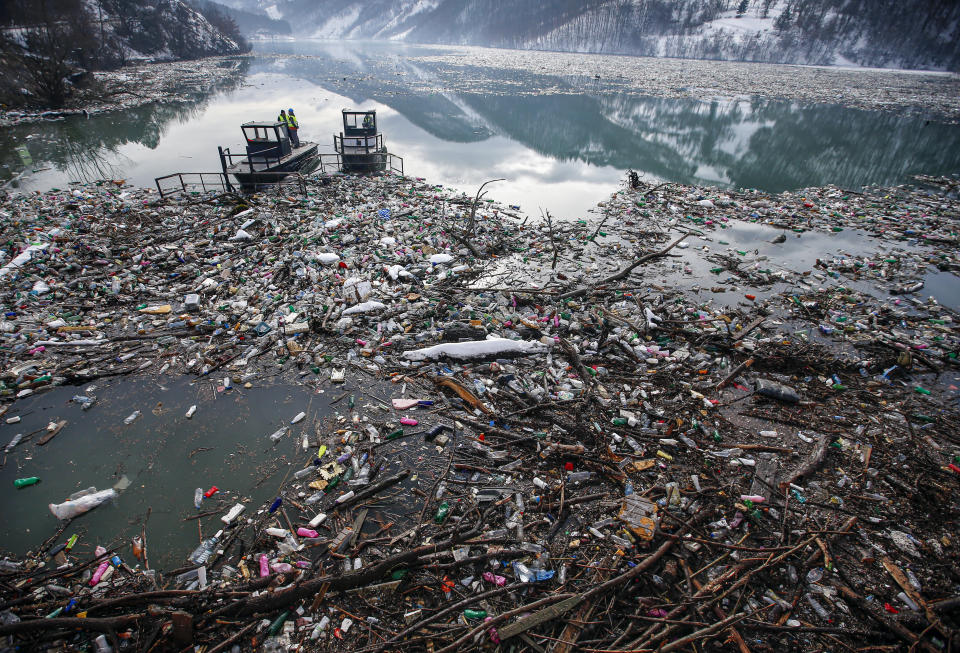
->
xmin=188 ymin=536 xmax=219 ymax=565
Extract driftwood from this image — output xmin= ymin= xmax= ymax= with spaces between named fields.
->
xmin=0 ymin=613 xmax=146 ymax=636
xmin=716 ymin=357 xmax=754 ymax=389
xmin=493 ymin=513 xmax=705 ymax=643
xmin=331 ymin=469 xmax=410 ymax=512
xmin=36 ymin=419 xmax=68 ymax=446
xmin=779 ymin=433 xmax=832 ymax=491
xmin=558 ymin=232 xmax=691 ymax=300
xmin=228 ymin=509 xmax=489 ymax=617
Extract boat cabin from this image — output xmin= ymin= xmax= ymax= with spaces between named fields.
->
xmin=336 ymin=110 xmax=385 ymax=154
xmin=334 ymin=110 xmax=387 ymax=172
xmin=241 ymin=121 xmax=291 ymax=160
xmin=217 ymin=120 xmax=318 ymax=190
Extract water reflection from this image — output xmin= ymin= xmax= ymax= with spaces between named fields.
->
xmin=0 ymin=59 xmax=249 ymax=189
xmin=5 ymin=42 xmax=960 ymax=212
xmin=252 ymin=42 xmax=960 ymax=193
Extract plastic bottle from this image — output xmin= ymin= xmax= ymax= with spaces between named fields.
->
xmin=203 ymin=486 xmax=219 ymax=498
xmin=90 ymin=546 xmax=110 ymax=586
xmin=185 ymin=405 xmax=197 ymax=419
xmin=308 ymin=512 xmax=327 ymax=528
xmin=336 ymin=490 xmax=355 ymax=504
xmin=258 ymin=554 xmax=270 ymax=577
xmin=897 ymin=591 xmax=919 ymax=611
xmin=435 ymin=501 xmax=450 ymax=523
xmin=268 ymin=497 xmax=282 ymax=513
xmin=221 ymin=504 xmax=245 ymax=524
xmin=123 ymin=410 xmax=140 ymax=425
xmin=436 ymin=482 xmax=447 ymax=500
xmin=94 ymin=634 xmax=113 ymax=653
xmin=533 ymin=477 xmax=549 ymax=490
xmin=13 ymin=477 xmax=40 ymax=488
xmin=188 ymin=536 xmax=219 ymax=565
xmin=463 ymin=609 xmax=487 ymax=619
xmin=805 ymin=593 xmax=830 ymax=619
xmin=5 ymin=433 xmax=23 ymax=453
xmin=566 ymin=471 xmax=594 ymax=483
xmin=297 ymin=527 xmax=319 ymax=538
xmin=194 ymin=488 xmax=203 ymax=509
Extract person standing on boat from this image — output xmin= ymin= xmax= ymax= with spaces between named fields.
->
xmin=277 ymin=109 xmax=290 ymax=140
xmin=287 ymin=108 xmax=300 ymax=147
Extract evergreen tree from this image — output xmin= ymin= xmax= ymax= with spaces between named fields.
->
xmin=774 ymin=4 xmax=792 ymax=30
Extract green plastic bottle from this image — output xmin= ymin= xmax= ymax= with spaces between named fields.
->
xmin=435 ymin=501 xmax=450 ymax=523
xmin=267 ymin=610 xmax=290 ymax=636
xmin=14 ymin=477 xmax=40 ymax=488
xmin=463 ymin=609 xmax=487 ymax=620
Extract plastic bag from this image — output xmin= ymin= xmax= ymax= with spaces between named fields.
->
xmin=49 ymin=488 xmax=117 ymax=520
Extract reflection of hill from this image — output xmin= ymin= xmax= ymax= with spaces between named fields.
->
xmin=0 ymin=62 xmax=248 ymax=185
xmin=251 ymin=43 xmax=960 ymax=192
xmin=250 ymin=44 xmax=492 ymax=143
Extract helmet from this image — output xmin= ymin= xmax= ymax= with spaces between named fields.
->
xmin=288 ymin=108 xmax=295 ymax=114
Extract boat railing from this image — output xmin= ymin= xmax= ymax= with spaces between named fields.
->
xmin=318 ymin=152 xmax=403 ymax=175
xmin=219 ymin=144 xmax=286 ymax=173
xmin=155 ymin=172 xmax=233 ymax=198
xmin=154 ymin=171 xmax=307 ymax=198
xmin=333 ymin=133 xmax=384 ymax=155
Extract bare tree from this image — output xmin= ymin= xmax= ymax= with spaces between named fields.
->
xmin=0 ymin=0 xmax=95 ymax=107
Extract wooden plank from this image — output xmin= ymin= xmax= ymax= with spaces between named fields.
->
xmin=498 ymin=595 xmax=584 ymax=641
xmin=37 ymin=420 xmax=67 ymax=446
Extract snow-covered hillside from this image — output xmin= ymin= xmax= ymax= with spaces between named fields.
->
xmin=218 ymin=0 xmax=960 ymax=71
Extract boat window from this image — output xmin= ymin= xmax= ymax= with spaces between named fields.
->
xmin=244 ymin=126 xmax=274 ymax=142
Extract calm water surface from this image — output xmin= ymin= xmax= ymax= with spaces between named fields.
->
xmin=3 ymin=41 xmax=960 ymax=218
xmin=0 ymin=374 xmax=429 ymax=568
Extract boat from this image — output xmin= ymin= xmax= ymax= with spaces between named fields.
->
xmin=218 ymin=121 xmax=318 ymax=189
xmin=333 ymin=109 xmax=389 ymax=173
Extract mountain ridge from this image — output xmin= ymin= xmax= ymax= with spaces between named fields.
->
xmin=220 ymin=0 xmax=960 ymax=71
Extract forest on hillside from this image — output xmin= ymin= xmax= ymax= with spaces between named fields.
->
xmin=0 ymin=0 xmax=248 ymax=108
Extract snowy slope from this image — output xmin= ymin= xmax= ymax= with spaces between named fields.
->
xmin=242 ymin=0 xmax=960 ymax=71
xmin=88 ymin=0 xmax=243 ymax=62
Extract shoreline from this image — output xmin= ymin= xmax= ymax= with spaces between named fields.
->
xmin=0 ymin=56 xmax=247 ymax=128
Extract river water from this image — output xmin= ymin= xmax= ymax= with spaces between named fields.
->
xmin=3 ymin=41 xmax=960 ymax=219
xmin=2 ymin=41 xmax=959 ymax=567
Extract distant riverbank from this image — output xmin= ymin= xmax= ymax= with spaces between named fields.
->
xmin=0 ymin=57 xmax=247 ymax=128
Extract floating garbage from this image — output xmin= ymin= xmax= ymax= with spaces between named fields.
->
xmin=48 ymin=488 xmax=118 ymax=520
xmin=0 ymin=168 xmax=957 ymax=653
